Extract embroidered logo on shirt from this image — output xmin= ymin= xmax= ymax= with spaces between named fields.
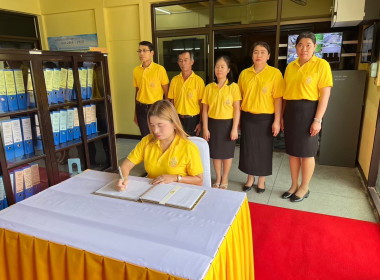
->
xmin=226 ymin=99 xmax=231 ymax=105
xmin=306 ymin=77 xmax=312 ymax=84
xmin=188 ymin=92 xmax=193 ymax=99
xmin=262 ymin=86 xmax=268 ymax=93
xmin=169 ymin=157 xmax=178 ymax=167
xmin=150 ymin=82 xmax=155 ymax=87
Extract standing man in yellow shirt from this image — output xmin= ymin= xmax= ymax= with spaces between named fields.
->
xmin=168 ymin=51 xmax=205 ymax=136
xmin=133 ymin=41 xmax=169 ymax=137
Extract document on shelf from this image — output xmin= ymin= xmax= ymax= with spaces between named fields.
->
xmin=4 ymin=70 xmax=16 ymax=95
xmin=14 ymin=70 xmax=25 ymax=93
xmin=67 ymin=69 xmax=74 ymax=89
xmin=94 ymin=179 xmax=206 ymax=210
xmin=44 ymin=69 xmax=53 ymax=92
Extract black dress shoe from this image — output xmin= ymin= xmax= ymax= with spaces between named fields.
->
xmin=290 ymin=190 xmax=310 ymax=202
xmin=243 ymin=185 xmax=253 ymax=192
xmin=281 ymin=191 xmax=294 ymax=199
xmin=256 ymin=183 xmax=266 ymax=193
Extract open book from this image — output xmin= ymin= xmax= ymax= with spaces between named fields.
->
xmin=94 ymin=178 xmax=206 ymax=210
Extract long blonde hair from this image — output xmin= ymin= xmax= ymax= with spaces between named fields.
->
xmin=147 ymin=100 xmax=188 ymax=141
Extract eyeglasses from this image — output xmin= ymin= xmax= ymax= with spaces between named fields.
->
xmin=137 ymin=50 xmax=151 ymax=53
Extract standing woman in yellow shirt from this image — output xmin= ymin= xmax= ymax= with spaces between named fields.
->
xmin=202 ymin=56 xmax=241 ymax=189
xmin=238 ymin=42 xmax=284 ymax=193
xmin=282 ymin=32 xmax=333 ymax=202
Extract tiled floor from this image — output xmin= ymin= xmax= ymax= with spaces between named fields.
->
xmin=117 ymin=138 xmax=379 ymax=223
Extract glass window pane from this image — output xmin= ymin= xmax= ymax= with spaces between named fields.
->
xmin=43 ymin=60 xmax=77 ymax=105
xmin=78 ymin=61 xmax=105 ymax=100
xmin=0 ymin=60 xmax=36 ymax=113
xmin=56 ymin=146 xmax=86 ymax=182
xmin=157 ymin=35 xmax=208 ymax=82
xmin=0 ymin=41 xmax=35 ymax=50
xmin=89 ymin=137 xmax=111 ymax=171
xmin=155 ymin=2 xmax=210 ymax=31
xmin=86 ymin=102 xmax=108 ymax=140
xmin=214 ymin=0 xmax=277 ymax=25
xmin=281 ymin=0 xmax=332 ymax=21
xmin=214 ymin=27 xmax=277 ymax=79
xmin=0 ymin=12 xmax=37 ymax=38
xmin=2 ymin=112 xmax=45 ymax=166
xmin=9 ymin=158 xmax=50 ymax=203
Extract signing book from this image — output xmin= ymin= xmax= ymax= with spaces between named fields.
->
xmin=94 ymin=178 xmax=205 ymax=211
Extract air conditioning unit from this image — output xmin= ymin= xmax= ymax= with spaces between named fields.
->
xmin=331 ymin=0 xmax=365 ymax=27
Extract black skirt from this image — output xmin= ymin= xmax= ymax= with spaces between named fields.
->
xmin=208 ymin=118 xmax=235 ymax=159
xmin=239 ymin=112 xmax=274 ymax=176
xmin=284 ymin=100 xmax=319 ymax=157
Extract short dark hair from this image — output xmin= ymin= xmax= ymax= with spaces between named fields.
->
xmin=139 ymin=41 xmax=154 ymax=52
xmin=214 ymin=55 xmax=234 ymax=85
xmin=251 ymin=41 xmax=271 ymax=55
xmin=178 ymin=50 xmax=194 ymax=60
xmin=296 ymin=32 xmax=316 ymax=45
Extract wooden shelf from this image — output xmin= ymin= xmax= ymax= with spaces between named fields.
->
xmin=49 ymin=101 xmax=78 ymax=110
xmin=0 ymin=49 xmax=117 ymax=207
xmin=55 ymin=138 xmax=83 ymax=152
xmin=87 ymin=132 xmax=109 ymax=143
xmin=7 ymin=154 xmax=46 ymax=169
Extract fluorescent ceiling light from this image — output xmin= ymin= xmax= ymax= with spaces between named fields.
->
xmin=215 ymin=46 xmax=242 ymax=49
xmin=155 ymin=7 xmax=171 ymax=15
xmin=172 ymin=48 xmax=201 ymax=51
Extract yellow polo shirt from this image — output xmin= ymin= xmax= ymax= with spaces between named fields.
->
xmin=127 ymin=134 xmax=203 ymax=178
xmin=168 ymin=72 xmax=205 ymax=116
xmin=284 ymin=56 xmax=333 ymax=101
xmin=238 ymin=64 xmax=284 ymax=114
xmin=202 ymin=81 xmax=241 ymax=119
xmin=133 ymin=62 xmax=169 ymax=104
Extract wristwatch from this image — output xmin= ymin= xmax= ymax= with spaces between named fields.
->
xmin=177 ymin=175 xmax=182 ymax=182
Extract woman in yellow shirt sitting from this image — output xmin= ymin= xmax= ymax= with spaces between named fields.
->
xmin=117 ymin=100 xmax=204 ymax=190
xmin=202 ymin=55 xmax=241 ymax=189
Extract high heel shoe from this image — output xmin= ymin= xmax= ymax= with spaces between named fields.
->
xmin=243 ymin=177 xmax=255 ymax=192
xmin=281 ymin=191 xmax=294 ymax=199
xmin=256 ymin=182 xmax=265 ymax=193
xmin=290 ymin=190 xmax=310 ymax=202
xmin=243 ymin=184 xmax=253 ymax=192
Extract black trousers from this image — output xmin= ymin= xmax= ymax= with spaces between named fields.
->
xmin=136 ymin=102 xmax=152 ymax=137
xmin=179 ymin=114 xmax=200 ymax=136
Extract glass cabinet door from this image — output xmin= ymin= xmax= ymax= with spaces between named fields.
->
xmin=9 ymin=158 xmax=49 ymax=203
xmin=41 ymin=57 xmax=87 ymax=183
xmin=78 ymin=58 xmax=112 ymax=171
xmin=0 ymin=56 xmax=52 ymax=204
xmin=0 ymin=170 xmax=7 ymax=210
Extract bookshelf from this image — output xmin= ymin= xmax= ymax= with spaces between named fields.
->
xmin=0 ymin=49 xmax=117 ymax=207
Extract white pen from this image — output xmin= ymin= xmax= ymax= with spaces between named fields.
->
xmin=118 ymin=166 xmax=125 ymax=183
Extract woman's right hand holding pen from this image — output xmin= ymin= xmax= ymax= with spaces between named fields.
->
xmin=116 ymin=165 xmax=128 ymax=191
xmin=116 ymin=178 xmax=128 ymax=191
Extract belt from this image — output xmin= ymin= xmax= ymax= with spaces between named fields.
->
xmin=178 ymin=114 xmax=199 ymax=119
xmin=136 ymin=101 xmax=151 ymax=107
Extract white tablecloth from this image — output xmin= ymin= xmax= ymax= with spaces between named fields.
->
xmin=0 ymin=170 xmax=247 ymax=280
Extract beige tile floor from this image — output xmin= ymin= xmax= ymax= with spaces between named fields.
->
xmin=117 ymin=138 xmax=378 ymax=223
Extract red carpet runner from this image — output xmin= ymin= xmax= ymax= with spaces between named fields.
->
xmin=249 ymin=202 xmax=380 ymax=280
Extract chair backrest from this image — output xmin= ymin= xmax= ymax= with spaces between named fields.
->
xmin=188 ymin=136 xmax=211 ymax=188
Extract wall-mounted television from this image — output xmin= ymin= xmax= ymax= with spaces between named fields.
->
xmin=361 ymin=23 xmax=377 ymax=63
xmin=287 ymin=32 xmax=343 ymax=64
